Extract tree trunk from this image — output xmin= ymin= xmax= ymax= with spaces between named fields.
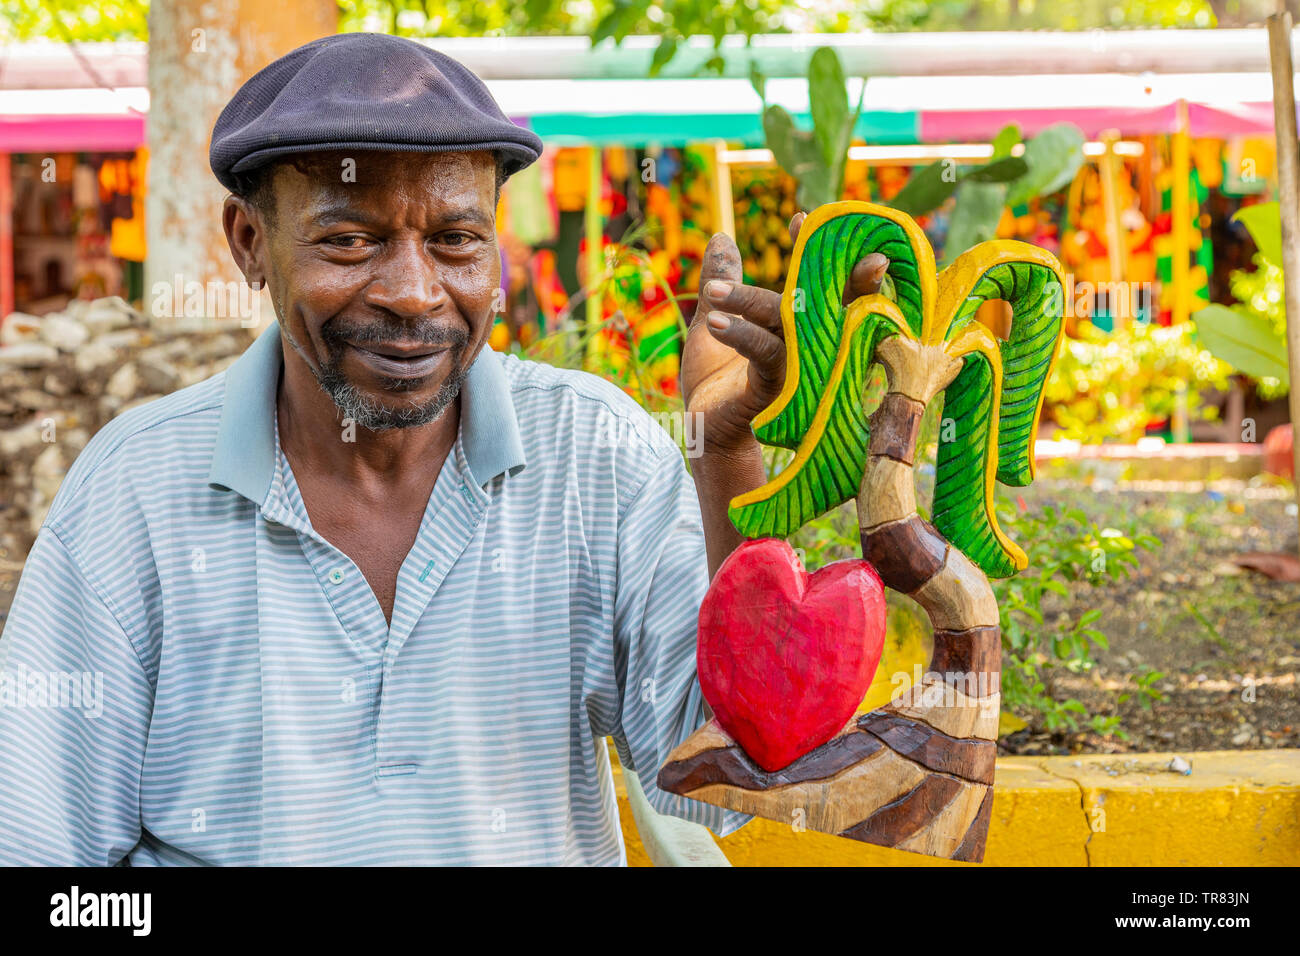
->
xmin=145 ymin=0 xmax=337 ymax=330
xmin=858 ymin=334 xmax=1001 ymax=696
xmin=852 ymin=333 xmax=1002 ymax=860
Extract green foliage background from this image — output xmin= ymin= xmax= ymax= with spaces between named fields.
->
xmin=1 ymin=0 xmax=1263 ymax=47
xmin=1227 ymin=257 xmax=1291 ymax=399
xmin=1045 ymin=321 xmax=1234 ymax=443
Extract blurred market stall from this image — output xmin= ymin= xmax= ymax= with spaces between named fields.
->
xmin=1 ymin=31 xmax=1294 ymax=432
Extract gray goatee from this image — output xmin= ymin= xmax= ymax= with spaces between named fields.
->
xmin=282 ymin=310 xmax=471 ymax=431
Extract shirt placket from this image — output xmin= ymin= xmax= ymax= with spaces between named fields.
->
xmin=386 ymin=437 xmax=487 ymax=648
xmin=373 ymin=436 xmax=489 ymax=776
xmin=266 ymin=420 xmax=492 ymax=778
xmin=264 ymin=433 xmax=390 ymax=658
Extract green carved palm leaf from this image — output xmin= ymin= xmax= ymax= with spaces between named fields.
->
xmin=943 ymin=257 xmax=1065 ymax=486
xmin=932 ymin=249 xmax=1065 ymax=578
xmin=728 ymin=313 xmax=899 ymax=539
xmin=728 ymin=205 xmax=931 ymax=539
xmin=757 ymin=210 xmax=926 ymax=450
xmin=932 ymin=348 xmax=1022 ymax=578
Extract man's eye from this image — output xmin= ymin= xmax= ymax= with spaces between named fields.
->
xmin=326 ymin=235 xmax=370 ymax=249
xmin=440 ymin=233 xmax=476 ymax=247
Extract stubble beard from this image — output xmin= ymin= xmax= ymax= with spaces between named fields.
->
xmin=316 ymin=357 xmax=469 ymax=430
xmin=280 ymin=305 xmax=473 ymax=431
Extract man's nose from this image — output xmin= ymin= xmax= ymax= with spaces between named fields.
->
xmin=362 ymin=240 xmax=448 ymax=318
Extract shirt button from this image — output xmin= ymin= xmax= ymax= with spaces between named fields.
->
xmin=328 ymin=568 xmax=346 ymax=585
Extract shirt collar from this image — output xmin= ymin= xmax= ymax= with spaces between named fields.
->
xmin=207 ymin=323 xmax=526 ymax=505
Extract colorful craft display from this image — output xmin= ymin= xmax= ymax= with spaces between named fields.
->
xmin=1061 ymin=158 xmax=1157 ymax=331
xmin=731 ymin=165 xmax=800 ymax=290
xmin=1153 ymin=164 xmax=1213 ymax=323
xmin=576 ymin=145 xmax=718 ymax=398
xmin=581 ymin=235 xmax=683 ymax=398
xmin=732 ymin=160 xmax=916 ymax=292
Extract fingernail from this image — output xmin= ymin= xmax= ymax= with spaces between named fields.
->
xmin=707 ymin=311 xmax=731 ymax=331
xmin=706 ymin=280 xmax=732 ymax=298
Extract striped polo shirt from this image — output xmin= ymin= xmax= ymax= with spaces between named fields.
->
xmin=0 ymin=323 xmax=750 ymax=865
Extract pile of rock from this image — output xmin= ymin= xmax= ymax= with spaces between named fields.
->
xmin=0 ymin=298 xmax=255 ymax=555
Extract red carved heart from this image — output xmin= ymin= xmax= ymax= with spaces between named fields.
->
xmin=697 ymin=538 xmax=887 ymax=773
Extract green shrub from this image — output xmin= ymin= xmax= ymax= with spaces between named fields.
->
xmin=1044 ymin=320 xmax=1232 ymax=443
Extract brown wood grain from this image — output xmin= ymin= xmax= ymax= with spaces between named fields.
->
xmin=662 ymin=715 xmax=995 ymax=860
xmin=951 ymin=785 xmax=995 ymax=862
xmin=875 ymin=338 xmax=964 ymax=404
xmin=867 ymin=392 xmax=925 ymax=464
xmin=930 ymin=625 xmax=1002 ymax=679
xmin=857 ymin=456 xmax=916 ymax=530
xmin=909 ymin=547 xmax=1000 ymax=629
xmin=898 ymin=781 xmax=989 ymax=858
xmin=857 ymin=711 xmax=997 ymax=784
xmin=888 ymin=679 xmax=1001 ymax=740
xmin=861 ymin=514 xmax=949 ymax=594
xmin=658 ymin=724 xmax=883 ymax=794
xmin=687 ymin=746 xmax=928 ymax=836
xmin=838 ymin=773 xmax=963 ymax=845
xmin=660 ymin=718 xmax=733 ymax=765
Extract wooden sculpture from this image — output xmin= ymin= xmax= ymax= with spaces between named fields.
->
xmin=660 ymin=201 xmax=1066 ymax=862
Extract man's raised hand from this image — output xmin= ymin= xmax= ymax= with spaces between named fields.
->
xmin=680 ymin=212 xmax=891 ymax=456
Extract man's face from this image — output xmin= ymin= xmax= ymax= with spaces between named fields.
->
xmin=254 ymin=149 xmax=500 ymax=430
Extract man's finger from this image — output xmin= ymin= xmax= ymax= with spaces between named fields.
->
xmin=787 ymin=212 xmax=888 ymax=306
xmin=700 ymin=222 xmax=886 ymax=329
xmin=844 ymin=252 xmax=890 ymax=305
xmin=704 ymin=311 xmax=784 ymax=389
xmin=696 ymin=233 xmax=744 ymax=328
xmin=702 ymin=279 xmax=783 ymax=335
xmin=787 ymin=211 xmax=806 ymax=246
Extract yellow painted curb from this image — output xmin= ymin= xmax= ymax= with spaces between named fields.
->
xmin=616 ymin=750 xmax=1300 ymax=866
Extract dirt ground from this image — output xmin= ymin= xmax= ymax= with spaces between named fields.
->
xmin=1000 ymin=468 xmax=1299 ymax=756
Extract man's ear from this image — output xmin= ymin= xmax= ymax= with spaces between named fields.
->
xmin=222 ymin=195 xmax=269 ymax=288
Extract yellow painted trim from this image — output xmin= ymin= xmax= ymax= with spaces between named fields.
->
xmin=621 ymin=749 xmax=1300 ymax=866
xmin=944 ymin=323 xmax=1027 ymax=571
xmin=934 ymin=239 xmax=1067 ymax=485
xmin=933 ymin=239 xmax=1065 ymax=331
xmin=729 ymin=293 xmax=906 ymax=513
xmin=752 ymin=201 xmax=930 ymax=432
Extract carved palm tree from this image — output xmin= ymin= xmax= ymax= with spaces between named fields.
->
xmin=660 ymin=201 xmax=1066 ymax=862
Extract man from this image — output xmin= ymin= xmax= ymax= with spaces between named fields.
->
xmin=0 ymin=33 xmax=884 ymax=865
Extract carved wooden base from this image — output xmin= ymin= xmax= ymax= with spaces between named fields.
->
xmin=659 ymin=679 xmax=999 ymax=862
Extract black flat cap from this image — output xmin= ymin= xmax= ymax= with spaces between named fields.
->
xmin=209 ymin=32 xmax=543 ymax=192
